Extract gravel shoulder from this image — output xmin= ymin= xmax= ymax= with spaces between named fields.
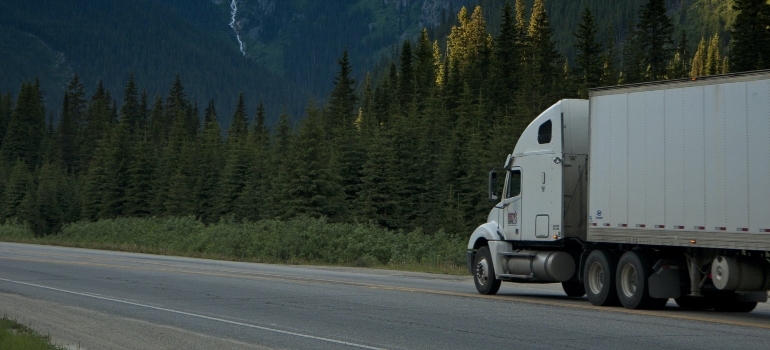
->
xmin=0 ymin=292 xmax=272 ymax=350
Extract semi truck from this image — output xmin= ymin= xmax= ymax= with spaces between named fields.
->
xmin=467 ymin=70 xmax=770 ymax=311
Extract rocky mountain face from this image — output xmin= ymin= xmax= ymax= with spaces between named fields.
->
xmin=218 ymin=0 xmax=468 ymax=95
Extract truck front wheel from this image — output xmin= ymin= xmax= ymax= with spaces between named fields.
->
xmin=616 ymin=251 xmax=668 ymax=310
xmin=584 ymin=250 xmax=620 ymax=306
xmin=473 ymin=246 xmax=501 ymax=295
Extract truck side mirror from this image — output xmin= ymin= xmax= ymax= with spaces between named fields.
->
xmin=489 ymin=170 xmax=499 ymax=202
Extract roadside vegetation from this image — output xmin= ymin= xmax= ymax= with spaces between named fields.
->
xmin=1 ymin=0 xmax=766 ymax=278
xmin=0 ymin=217 xmax=467 ymax=275
xmin=0 ymin=316 xmax=64 ymax=350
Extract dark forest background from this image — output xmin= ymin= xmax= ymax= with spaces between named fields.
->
xmin=1 ymin=0 xmax=769 ymax=239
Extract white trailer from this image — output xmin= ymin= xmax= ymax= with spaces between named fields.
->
xmin=467 ymin=70 xmax=770 ymax=311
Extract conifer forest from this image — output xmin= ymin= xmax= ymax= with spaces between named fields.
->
xmin=1 ymin=0 xmax=769 ymax=244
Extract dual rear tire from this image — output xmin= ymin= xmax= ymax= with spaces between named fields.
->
xmin=615 ymin=251 xmax=667 ymax=309
xmin=583 ymin=250 xmax=667 ymax=309
xmin=584 ymin=250 xmax=620 ymax=306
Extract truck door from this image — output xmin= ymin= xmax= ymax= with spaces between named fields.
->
xmin=520 ymin=156 xmax=561 ymax=241
xmin=502 ymin=168 xmax=522 ymax=240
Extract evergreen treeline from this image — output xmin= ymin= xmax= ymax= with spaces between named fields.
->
xmin=1 ymin=0 xmax=769 ymax=238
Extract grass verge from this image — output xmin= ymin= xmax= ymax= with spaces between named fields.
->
xmin=0 ymin=316 xmax=64 ymax=350
xmin=0 ymin=217 xmax=468 ymax=275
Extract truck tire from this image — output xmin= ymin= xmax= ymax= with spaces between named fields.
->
xmin=584 ymin=250 xmax=620 ymax=306
xmin=616 ymin=251 xmax=668 ymax=310
xmin=562 ymin=281 xmax=586 ymax=297
xmin=473 ymin=246 xmax=501 ymax=295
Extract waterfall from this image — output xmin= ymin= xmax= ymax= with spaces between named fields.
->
xmin=229 ymin=0 xmax=246 ymax=56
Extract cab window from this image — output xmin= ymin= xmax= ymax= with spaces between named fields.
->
xmin=538 ymin=119 xmax=552 ymax=144
xmin=506 ymin=170 xmax=521 ymax=198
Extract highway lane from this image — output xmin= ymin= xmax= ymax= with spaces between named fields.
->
xmin=1 ymin=242 xmax=769 ymax=349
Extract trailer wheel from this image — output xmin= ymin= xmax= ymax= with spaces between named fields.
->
xmin=473 ymin=246 xmax=501 ymax=295
xmin=562 ymin=281 xmax=586 ymax=297
xmin=616 ymin=251 xmax=668 ymax=310
xmin=584 ymin=250 xmax=620 ymax=306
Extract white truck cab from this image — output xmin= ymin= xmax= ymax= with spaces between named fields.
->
xmin=467 ymin=100 xmax=589 ymax=293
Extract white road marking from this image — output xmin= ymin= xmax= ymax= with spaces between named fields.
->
xmin=0 ymin=278 xmax=386 ymax=350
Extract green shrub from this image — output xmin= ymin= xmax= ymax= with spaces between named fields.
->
xmin=0 ymin=316 xmax=63 ymax=350
xmin=0 ymin=216 xmax=467 ymax=273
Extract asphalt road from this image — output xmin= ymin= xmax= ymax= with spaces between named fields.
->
xmin=1 ymin=242 xmax=769 ymax=349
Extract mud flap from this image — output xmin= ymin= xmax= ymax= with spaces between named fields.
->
xmin=648 ymin=259 xmax=683 ymax=299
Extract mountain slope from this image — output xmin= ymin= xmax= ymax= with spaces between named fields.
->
xmin=0 ymin=0 xmax=305 ymax=124
xmin=0 ymin=0 xmax=742 ymax=125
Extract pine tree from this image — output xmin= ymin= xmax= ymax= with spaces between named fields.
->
xmin=253 ymin=101 xmax=269 ymax=148
xmin=139 ymin=90 xmax=149 ymax=131
xmin=490 ymin=1 xmax=519 ymax=112
xmin=0 ymin=92 xmax=12 ymax=150
xmin=153 ymin=100 xmax=191 ymax=216
xmin=164 ymin=74 xmax=197 ymax=140
xmin=101 ymin=123 xmax=131 ymax=218
xmin=79 ymin=81 xmax=114 ymax=170
xmin=281 ymin=105 xmax=344 ymax=219
xmin=357 ymin=74 xmax=378 ymax=138
xmin=574 ymin=7 xmax=602 ymax=98
xmin=600 ymin=27 xmax=620 ymax=86
xmin=635 ymin=0 xmax=674 ymax=81
xmin=690 ymin=36 xmax=708 ymax=77
xmin=356 ymin=126 xmax=398 ymax=228
xmin=706 ymin=34 xmax=723 ymax=75
xmin=147 ymin=95 xmax=165 ymax=148
xmin=438 ymin=83 xmax=489 ymax=234
xmin=120 ymin=73 xmax=142 ymax=137
xmin=433 ymin=41 xmax=446 ymax=89
xmin=447 ymin=6 xmax=492 ymax=96
xmin=237 ymin=101 xmax=270 ymax=222
xmin=29 ymin=162 xmax=66 ymax=235
xmin=228 ymin=93 xmax=249 ymax=140
xmin=57 ymin=93 xmax=79 ymax=173
xmin=81 ymin=135 xmax=112 ymax=220
xmin=325 ymin=49 xmax=357 ymax=143
xmin=1 ymin=159 xmax=33 ymax=222
xmin=667 ymin=31 xmax=691 ymax=79
xmin=414 ymin=29 xmax=436 ymax=106
xmin=0 ymin=80 xmax=46 ymax=171
xmin=325 ymin=51 xmax=360 ymax=220
xmin=124 ymin=136 xmax=156 ymax=217
xmin=398 ymin=40 xmax=415 ymax=114
xmin=730 ymin=0 xmax=770 ymax=71
xmin=195 ymin=100 xmax=224 ymax=223
xmin=514 ymin=0 xmax=529 ymax=45
xmin=266 ymin=111 xmax=293 ymax=218
xmin=517 ymin=0 xmax=561 ymax=118
xmin=218 ymin=136 xmax=251 ymax=220
xmin=65 ymin=75 xmax=86 ymax=129
xmin=620 ymin=20 xmax=644 ymax=84
xmin=165 ymin=138 xmax=197 ymax=217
